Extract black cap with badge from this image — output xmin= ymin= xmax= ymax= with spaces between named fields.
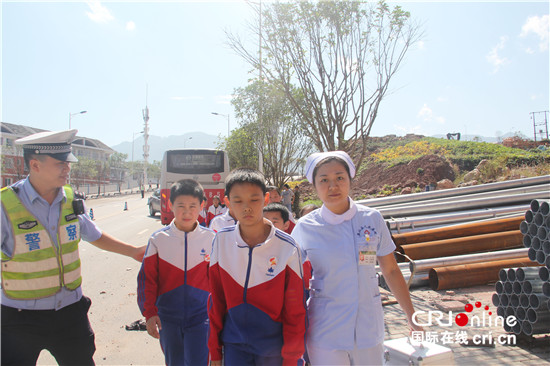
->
xmin=15 ymin=129 xmax=79 ymax=162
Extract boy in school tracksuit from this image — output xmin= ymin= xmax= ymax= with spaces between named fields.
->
xmin=138 ymin=179 xmax=215 ymax=366
xmin=208 ymin=168 xmax=306 ymax=366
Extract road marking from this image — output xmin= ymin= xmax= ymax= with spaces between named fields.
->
xmin=138 ymin=229 xmax=149 ymax=235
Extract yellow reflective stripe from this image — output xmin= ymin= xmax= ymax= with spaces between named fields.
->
xmin=3 ymin=275 xmax=60 ymax=292
xmin=64 ymin=267 xmax=81 ymax=286
xmin=2 ymin=257 xmax=59 ymax=273
xmin=3 ymin=287 xmax=60 ymax=300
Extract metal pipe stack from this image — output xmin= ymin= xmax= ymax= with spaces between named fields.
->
xmin=492 ymin=199 xmax=550 ymax=336
xmin=493 ymin=267 xmax=550 ymax=336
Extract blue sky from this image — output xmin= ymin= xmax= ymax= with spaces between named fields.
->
xmin=2 ymin=1 xmax=548 ymax=148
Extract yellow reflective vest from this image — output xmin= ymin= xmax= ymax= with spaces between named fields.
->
xmin=1 ymin=185 xmax=82 ymax=300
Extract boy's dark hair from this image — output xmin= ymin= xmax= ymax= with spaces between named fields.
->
xmin=312 ymin=156 xmax=352 ymax=186
xmin=266 ymin=185 xmax=280 ymax=194
xmin=225 ymin=168 xmax=267 ymax=197
xmin=263 ymin=203 xmax=290 ymax=223
xmin=284 ymin=184 xmax=290 ymax=189
xmin=170 ymin=179 xmax=205 ymax=204
xmin=299 ymin=203 xmax=319 ymax=218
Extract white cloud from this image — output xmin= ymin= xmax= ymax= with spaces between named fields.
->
xmin=417 ymin=103 xmax=433 ymax=121
xmin=171 ymin=96 xmax=204 ymax=101
xmin=520 ymin=15 xmax=549 ymax=51
xmin=417 ymin=103 xmax=445 ymax=125
xmin=86 ymin=1 xmax=114 ymax=23
xmin=417 ymin=40 xmax=425 ymax=50
xmin=394 ymin=124 xmax=423 ymax=134
xmin=436 ymin=96 xmax=448 ymax=103
xmin=215 ymin=95 xmax=233 ymax=105
xmin=486 ymin=36 xmax=509 ymax=73
xmin=126 ymin=21 xmax=136 ymax=31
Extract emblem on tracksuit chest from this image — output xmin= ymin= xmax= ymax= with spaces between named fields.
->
xmin=200 ymin=248 xmax=210 ymax=262
xmin=356 ymin=225 xmax=377 ymax=242
xmin=266 ymin=256 xmax=278 ymax=276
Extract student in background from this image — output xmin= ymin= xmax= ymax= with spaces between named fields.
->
xmin=207 ymin=195 xmax=224 ymax=225
xmin=138 ymin=179 xmax=215 ymax=366
xmin=263 ymin=203 xmax=291 ymax=232
xmin=198 ymin=197 xmax=208 ymax=227
xmin=208 ymin=168 xmax=306 ymax=366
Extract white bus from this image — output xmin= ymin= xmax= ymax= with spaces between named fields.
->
xmin=159 ymin=149 xmax=229 ymax=225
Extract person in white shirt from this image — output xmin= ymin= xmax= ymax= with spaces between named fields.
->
xmin=291 ymin=151 xmax=422 ymax=366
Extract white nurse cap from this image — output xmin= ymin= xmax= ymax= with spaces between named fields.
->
xmin=304 ymin=151 xmax=356 ymax=183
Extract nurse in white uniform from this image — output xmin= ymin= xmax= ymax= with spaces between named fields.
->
xmin=292 ymin=151 xmax=422 ymax=366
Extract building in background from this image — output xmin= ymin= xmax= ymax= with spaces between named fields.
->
xmin=0 ymin=122 xmax=116 ymax=191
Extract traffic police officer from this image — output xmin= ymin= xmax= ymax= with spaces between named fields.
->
xmin=1 ymin=129 xmax=146 ymax=365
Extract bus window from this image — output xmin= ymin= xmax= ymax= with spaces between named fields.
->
xmin=159 ymin=149 xmax=229 ymax=225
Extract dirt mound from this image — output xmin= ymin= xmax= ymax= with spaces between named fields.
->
xmin=299 ymin=154 xmax=455 ymax=202
xmin=354 ymin=154 xmax=455 ymax=195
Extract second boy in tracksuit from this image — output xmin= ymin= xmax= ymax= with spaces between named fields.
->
xmin=208 ymin=168 xmax=306 ymax=366
xmin=138 ymin=179 xmax=215 ymax=366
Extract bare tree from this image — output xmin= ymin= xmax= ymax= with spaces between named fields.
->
xmin=227 ymin=0 xmax=422 ymax=168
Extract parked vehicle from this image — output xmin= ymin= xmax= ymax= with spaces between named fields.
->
xmin=148 ymin=189 xmax=161 ymax=217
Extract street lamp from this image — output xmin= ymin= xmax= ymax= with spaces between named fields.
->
xmin=184 ymin=136 xmax=192 ymax=148
xmin=69 ymin=110 xmax=87 ymax=129
xmin=211 ymin=112 xmax=230 ymax=138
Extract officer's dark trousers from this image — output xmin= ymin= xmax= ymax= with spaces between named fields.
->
xmin=1 ymin=295 xmax=96 ymax=366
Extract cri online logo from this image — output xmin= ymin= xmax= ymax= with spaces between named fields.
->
xmin=412 ymin=301 xmax=517 ymax=328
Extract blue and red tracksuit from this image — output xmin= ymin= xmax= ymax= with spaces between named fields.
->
xmin=208 ymin=222 xmax=306 ymax=366
xmin=138 ymin=221 xmax=215 ymax=366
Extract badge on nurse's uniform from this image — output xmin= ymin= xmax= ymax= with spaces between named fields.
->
xmin=358 ymin=250 xmax=376 ymax=265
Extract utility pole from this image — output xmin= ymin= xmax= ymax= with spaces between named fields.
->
xmin=531 ymin=111 xmax=549 ymax=142
xmin=142 ymin=86 xmax=150 ymax=189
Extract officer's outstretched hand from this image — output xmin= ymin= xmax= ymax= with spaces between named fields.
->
xmin=146 ymin=316 xmax=162 ymax=339
xmin=132 ymin=245 xmax=147 ymax=262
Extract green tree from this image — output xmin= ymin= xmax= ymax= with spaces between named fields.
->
xmin=231 ymin=79 xmax=313 ymax=186
xmin=108 ymin=152 xmax=128 ymax=191
xmin=227 ymin=0 xmax=422 ymax=169
xmin=70 ymin=157 xmax=98 ymax=191
xmin=218 ymin=128 xmax=259 ymax=170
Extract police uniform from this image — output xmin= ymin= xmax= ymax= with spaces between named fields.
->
xmin=1 ymin=130 xmax=101 ymax=365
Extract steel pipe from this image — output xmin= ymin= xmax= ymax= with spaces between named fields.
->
xmin=495 ymin=281 xmax=504 ymax=295
xmin=428 ymin=258 xmax=539 ymax=291
xmin=498 ymin=306 xmax=507 ymax=319
xmin=522 ymin=320 xmax=550 ymax=335
xmin=519 ymin=294 xmax=530 ymax=308
xmin=531 ymin=236 xmax=541 ymax=250
xmin=392 ymin=216 xmax=524 ymax=246
xmin=529 ymin=294 xmax=549 ymax=310
xmin=531 ymin=199 xmax=542 ymax=213
xmin=528 ymin=247 xmax=537 ymax=261
xmin=492 ymin=293 xmax=500 ymax=307
xmin=525 ymin=210 xmax=534 ymax=223
xmin=534 ymin=213 xmax=544 ymax=226
xmin=504 ymin=281 xmax=513 ymax=295
xmin=499 ymin=294 xmax=509 ymax=307
xmin=537 ymin=226 xmax=548 ymax=240
xmin=543 ymin=282 xmax=550 ymax=297
xmin=510 ymin=294 xmax=520 ymax=308
xmin=410 ymin=248 xmax=528 ymax=273
xmin=522 ymin=235 xmax=532 ymax=248
xmin=516 ymin=267 xmax=543 ymax=281
xmin=512 ymin=319 xmax=522 ymax=335
xmin=503 ymin=321 xmax=512 ymax=333
xmin=515 ymin=306 xmax=526 ymax=321
xmin=505 ymin=306 xmax=516 ymax=319
xmin=539 ymin=266 xmax=550 ymax=281
xmin=541 ymin=201 xmax=550 ymax=216
xmin=536 ymin=250 xmax=546 ymax=265
xmin=520 ymin=221 xmax=529 ymax=235
xmin=512 ymin=281 xmax=523 ymax=295
xmin=387 ymin=206 xmax=529 ymax=232
xmin=376 ymin=185 xmax=550 ymax=211
xmin=523 ymin=279 xmax=546 ymax=294
xmin=529 ymin=223 xmax=539 ymax=236
xmin=401 ymin=231 xmax=523 ymax=260
xmin=542 ymin=240 xmax=550 ymax=255
xmin=358 ymin=175 xmax=550 ymax=208
xmin=546 ymin=255 xmax=550 ymax=268
xmin=379 ymin=191 xmax=550 ymax=218
xmin=527 ymin=308 xmax=550 ymax=323
xmin=506 ymin=268 xmax=517 ymax=282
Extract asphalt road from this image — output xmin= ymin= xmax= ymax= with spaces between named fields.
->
xmin=38 ymin=193 xmax=166 ymax=365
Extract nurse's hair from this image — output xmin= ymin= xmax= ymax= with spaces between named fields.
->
xmin=311 ymin=156 xmax=352 ymax=186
